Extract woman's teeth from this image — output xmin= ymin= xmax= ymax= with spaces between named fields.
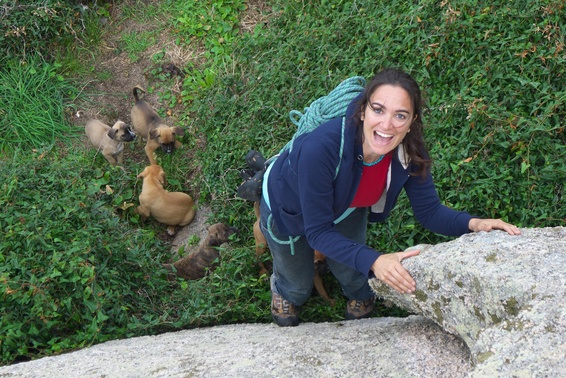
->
xmin=374 ymin=130 xmax=392 ymax=139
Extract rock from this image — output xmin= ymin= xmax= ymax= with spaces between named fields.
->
xmin=0 ymin=316 xmax=470 ymax=377
xmin=369 ymin=227 xmax=566 ymax=377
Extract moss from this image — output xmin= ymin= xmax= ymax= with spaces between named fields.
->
xmin=489 ymin=312 xmax=503 ymax=325
xmin=485 ymin=252 xmax=497 ymax=262
xmin=503 ymin=297 xmax=520 ymax=316
xmin=455 ymin=281 xmax=464 ymax=288
xmin=414 ymin=290 xmax=428 ymax=302
xmin=428 ymin=278 xmax=440 ymax=291
xmin=431 ymin=302 xmax=443 ymax=324
xmin=545 ymin=324 xmax=556 ymax=333
xmin=503 ymin=319 xmax=525 ymax=331
xmin=476 ymin=351 xmax=494 ymax=364
xmin=473 ymin=306 xmax=485 ymax=322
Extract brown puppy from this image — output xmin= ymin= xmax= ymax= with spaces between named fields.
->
xmin=253 ymin=201 xmax=335 ymax=306
xmin=84 ymin=119 xmax=136 ymax=166
xmin=164 ymin=223 xmax=238 ymax=280
xmin=136 ymin=164 xmax=196 ymax=235
xmin=130 ymin=86 xmax=185 ymax=164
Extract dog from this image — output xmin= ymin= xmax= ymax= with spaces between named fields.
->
xmin=84 ymin=118 xmax=136 ymax=166
xmin=253 ymin=201 xmax=335 ymax=306
xmin=163 ymin=223 xmax=238 ymax=280
xmin=130 ymin=86 xmax=185 ymax=164
xmin=136 ymin=164 xmax=196 ymax=235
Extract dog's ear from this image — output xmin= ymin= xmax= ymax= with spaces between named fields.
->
xmin=172 ymin=127 xmax=185 ymax=137
xmin=149 ymin=129 xmax=160 ymax=140
xmin=108 ymin=128 xmax=117 ymax=139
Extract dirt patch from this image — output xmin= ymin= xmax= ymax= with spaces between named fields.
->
xmin=73 ymin=0 xmax=270 ymax=249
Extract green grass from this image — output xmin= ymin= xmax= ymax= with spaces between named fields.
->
xmin=121 ymin=31 xmax=157 ymax=62
xmin=0 ymin=57 xmax=82 ymax=152
xmin=0 ymin=0 xmax=565 ymax=366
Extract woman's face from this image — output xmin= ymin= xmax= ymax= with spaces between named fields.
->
xmin=361 ymin=84 xmax=414 ymax=161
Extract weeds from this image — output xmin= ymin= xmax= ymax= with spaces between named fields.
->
xmin=0 ymin=57 xmax=81 ymax=152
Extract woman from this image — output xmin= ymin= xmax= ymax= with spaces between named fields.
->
xmin=260 ymin=68 xmax=520 ymax=327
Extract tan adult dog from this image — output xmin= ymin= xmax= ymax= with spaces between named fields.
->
xmin=164 ymin=223 xmax=238 ymax=280
xmin=84 ymin=118 xmax=136 ymax=166
xmin=131 ymin=86 xmax=185 ymax=164
xmin=253 ymin=201 xmax=335 ymax=306
xmin=136 ymin=164 xmax=196 ymax=235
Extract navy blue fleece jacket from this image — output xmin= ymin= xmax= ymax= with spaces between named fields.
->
xmin=265 ymin=97 xmax=474 ymax=278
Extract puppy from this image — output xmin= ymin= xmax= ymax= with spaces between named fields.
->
xmin=130 ymin=86 xmax=185 ymax=164
xmin=163 ymin=223 xmax=238 ymax=280
xmin=253 ymin=201 xmax=335 ymax=306
xmin=84 ymin=118 xmax=136 ymax=166
xmin=136 ymin=164 xmax=196 ymax=235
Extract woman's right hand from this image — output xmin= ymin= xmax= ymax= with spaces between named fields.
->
xmin=371 ymin=249 xmax=420 ymax=294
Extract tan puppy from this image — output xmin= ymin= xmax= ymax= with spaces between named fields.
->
xmin=84 ymin=119 xmax=136 ymax=166
xmin=136 ymin=164 xmax=196 ymax=235
xmin=253 ymin=201 xmax=335 ymax=306
xmin=164 ymin=223 xmax=238 ymax=280
xmin=130 ymin=86 xmax=185 ymax=164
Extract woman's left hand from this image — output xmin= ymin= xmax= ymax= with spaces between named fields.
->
xmin=468 ymin=218 xmax=521 ymax=235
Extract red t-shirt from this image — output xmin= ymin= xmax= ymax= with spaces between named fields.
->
xmin=349 ymin=152 xmax=393 ymax=208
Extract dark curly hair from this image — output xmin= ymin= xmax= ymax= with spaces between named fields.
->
xmin=352 ymin=68 xmax=432 ymax=178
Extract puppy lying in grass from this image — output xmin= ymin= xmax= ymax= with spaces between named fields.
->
xmin=164 ymin=223 xmax=238 ymax=280
xmin=136 ymin=164 xmax=196 ymax=235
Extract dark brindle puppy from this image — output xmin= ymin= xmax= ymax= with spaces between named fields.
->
xmin=131 ymin=86 xmax=185 ymax=164
xmin=164 ymin=223 xmax=238 ymax=280
xmin=84 ymin=118 xmax=136 ymax=166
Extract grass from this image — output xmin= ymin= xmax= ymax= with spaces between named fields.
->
xmin=0 ymin=0 xmax=565 ymax=366
xmin=0 ymin=57 xmax=82 ymax=152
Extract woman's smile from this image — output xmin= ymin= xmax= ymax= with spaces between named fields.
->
xmin=361 ymin=84 xmax=414 ymax=162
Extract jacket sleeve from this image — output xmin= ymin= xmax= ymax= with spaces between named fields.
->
xmin=404 ymin=172 xmax=474 ymax=236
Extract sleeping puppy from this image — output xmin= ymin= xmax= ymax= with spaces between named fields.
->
xmin=136 ymin=164 xmax=196 ymax=235
xmin=253 ymin=201 xmax=335 ymax=306
xmin=85 ymin=118 xmax=136 ymax=166
xmin=130 ymin=86 xmax=185 ymax=164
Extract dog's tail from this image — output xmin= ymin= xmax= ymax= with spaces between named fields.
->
xmin=75 ymin=110 xmax=84 ymax=118
xmin=133 ymin=85 xmax=146 ymax=101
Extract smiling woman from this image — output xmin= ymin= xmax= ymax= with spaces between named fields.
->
xmin=259 ymin=68 xmax=521 ymax=327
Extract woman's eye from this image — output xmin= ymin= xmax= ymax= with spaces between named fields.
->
xmin=396 ymin=113 xmax=407 ymax=120
xmin=372 ymin=107 xmax=383 ymax=114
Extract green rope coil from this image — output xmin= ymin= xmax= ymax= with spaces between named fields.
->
xmin=281 ymin=76 xmax=366 ymax=154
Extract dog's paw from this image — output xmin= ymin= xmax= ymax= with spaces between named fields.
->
xmin=166 ymin=225 xmax=178 ymax=236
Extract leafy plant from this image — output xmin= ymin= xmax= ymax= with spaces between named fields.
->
xmin=0 ymin=0 xmax=101 ymax=62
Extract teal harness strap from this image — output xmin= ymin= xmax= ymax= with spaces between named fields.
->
xmin=266 ymin=214 xmax=300 ymax=255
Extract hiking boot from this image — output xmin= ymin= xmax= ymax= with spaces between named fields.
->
xmin=345 ymin=297 xmax=375 ymax=320
xmin=271 ymin=291 xmax=299 ymax=327
xmin=245 ymin=150 xmax=267 ymax=172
